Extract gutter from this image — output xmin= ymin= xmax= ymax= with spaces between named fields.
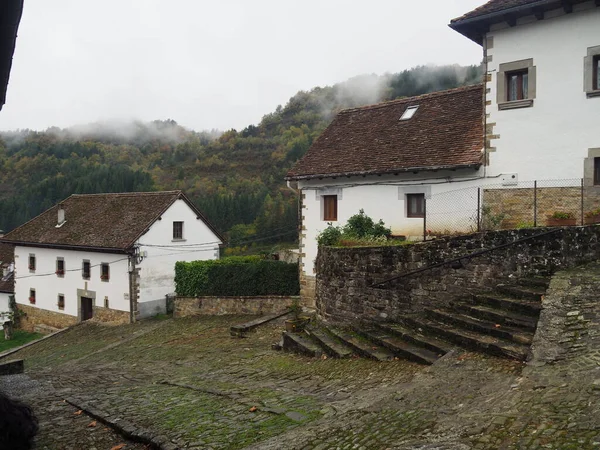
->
xmin=0 ymin=240 xmax=130 ymax=255
xmin=450 ymin=0 xmax=554 ymax=28
xmin=285 ymin=163 xmax=482 ymax=182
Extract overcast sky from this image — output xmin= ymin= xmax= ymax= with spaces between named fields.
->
xmin=0 ymin=0 xmax=484 ymax=133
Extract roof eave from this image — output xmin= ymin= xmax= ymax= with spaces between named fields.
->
xmin=285 ymin=163 xmax=482 ymax=182
xmin=0 ymin=240 xmax=131 ymax=255
xmin=449 ymin=0 xmax=573 ymax=45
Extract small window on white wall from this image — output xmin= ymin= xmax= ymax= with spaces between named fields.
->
xmin=173 ymin=221 xmax=184 ymax=240
xmin=406 ymin=194 xmax=425 ymax=218
xmin=323 ymin=196 xmax=338 ymax=221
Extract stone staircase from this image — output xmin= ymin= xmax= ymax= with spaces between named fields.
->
xmin=281 ymin=277 xmax=549 ymax=364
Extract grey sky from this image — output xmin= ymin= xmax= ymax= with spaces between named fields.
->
xmin=0 ymin=0 xmax=484 ymax=133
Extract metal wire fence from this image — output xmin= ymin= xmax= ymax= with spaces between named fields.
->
xmin=423 ymin=178 xmax=600 ymax=240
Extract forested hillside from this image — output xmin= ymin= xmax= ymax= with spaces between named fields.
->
xmin=0 ymin=64 xmax=482 ymax=247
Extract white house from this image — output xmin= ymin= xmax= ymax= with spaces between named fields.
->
xmin=0 ymin=243 xmax=14 ymax=322
xmin=0 ymin=191 xmax=223 ymax=330
xmin=287 ymin=0 xmax=600 ymax=305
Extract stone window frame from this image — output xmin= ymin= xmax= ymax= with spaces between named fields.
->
xmin=100 ymin=263 xmax=110 ymax=282
xmin=57 ymin=293 xmax=65 ymax=311
xmin=584 ymin=148 xmax=600 ymax=187
xmin=82 ymin=259 xmax=91 ymax=280
xmin=56 ymin=257 xmax=65 ymax=277
xmin=316 ymin=188 xmax=343 ymax=222
xmin=584 ymin=45 xmax=600 ymax=98
xmin=497 ymin=58 xmax=536 ymax=110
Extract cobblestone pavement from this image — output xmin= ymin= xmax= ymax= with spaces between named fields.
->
xmin=2 ymin=312 xmax=600 ymax=449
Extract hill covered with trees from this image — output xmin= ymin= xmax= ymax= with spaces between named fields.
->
xmin=0 ymin=64 xmax=482 ymax=248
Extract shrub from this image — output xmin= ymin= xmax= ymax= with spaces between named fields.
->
xmin=551 ymin=211 xmax=575 ymax=219
xmin=317 ymin=210 xmax=392 ymax=247
xmin=175 ymin=256 xmax=299 ymax=297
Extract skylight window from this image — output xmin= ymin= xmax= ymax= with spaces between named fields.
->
xmin=400 ymin=105 xmax=419 ymax=121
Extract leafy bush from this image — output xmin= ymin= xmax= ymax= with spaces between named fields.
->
xmin=317 ymin=210 xmax=392 ymax=247
xmin=175 ymin=256 xmax=299 ymax=297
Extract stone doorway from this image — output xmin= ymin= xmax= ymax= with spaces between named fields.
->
xmin=81 ymin=297 xmax=93 ymax=321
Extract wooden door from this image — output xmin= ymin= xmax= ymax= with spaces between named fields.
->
xmin=81 ymin=297 xmax=93 ymax=321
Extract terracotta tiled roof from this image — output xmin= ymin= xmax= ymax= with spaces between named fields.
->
xmin=0 ymin=242 xmax=14 ymax=293
xmin=2 ymin=191 xmax=223 ymax=251
xmin=286 ymin=85 xmax=484 ymax=181
xmin=451 ymin=0 xmax=542 ymax=23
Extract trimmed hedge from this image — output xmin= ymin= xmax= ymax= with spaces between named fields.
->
xmin=175 ymin=256 xmax=300 ymax=297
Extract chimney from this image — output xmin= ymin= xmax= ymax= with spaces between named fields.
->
xmin=56 ymin=204 xmax=66 ymax=228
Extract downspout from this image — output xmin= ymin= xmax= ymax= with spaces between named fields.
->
xmin=127 ymin=248 xmax=137 ymax=324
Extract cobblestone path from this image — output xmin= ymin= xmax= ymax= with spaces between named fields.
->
xmin=2 ymin=304 xmax=600 ymax=449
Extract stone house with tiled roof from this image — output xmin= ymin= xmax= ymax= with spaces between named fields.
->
xmin=1 ymin=191 xmax=223 ymax=331
xmin=288 ymin=0 xmax=600 ymax=304
xmin=0 ymin=243 xmax=15 ymax=322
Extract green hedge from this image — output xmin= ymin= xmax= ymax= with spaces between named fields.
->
xmin=175 ymin=256 xmax=300 ymax=297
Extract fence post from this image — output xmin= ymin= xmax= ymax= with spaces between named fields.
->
xmin=533 ymin=180 xmax=537 ymax=227
xmin=581 ymin=178 xmax=585 ymax=226
xmin=477 ymin=188 xmax=481 ymax=232
xmin=423 ymin=198 xmax=427 ymax=242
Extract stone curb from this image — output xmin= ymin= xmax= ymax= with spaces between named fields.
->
xmin=0 ymin=325 xmax=77 ymax=360
xmin=64 ymin=397 xmax=179 ymax=450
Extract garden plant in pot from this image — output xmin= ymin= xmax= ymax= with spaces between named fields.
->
xmin=285 ymin=298 xmax=310 ymax=333
xmin=546 ymin=211 xmax=577 ymax=227
xmin=585 ymin=208 xmax=600 ymax=225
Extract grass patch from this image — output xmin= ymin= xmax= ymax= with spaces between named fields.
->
xmin=0 ymin=330 xmax=43 ymax=353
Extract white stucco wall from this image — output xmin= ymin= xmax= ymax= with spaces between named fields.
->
xmin=298 ymin=170 xmax=489 ymax=276
xmin=486 ymin=1 xmax=600 ymax=180
xmin=0 ymin=292 xmax=9 ymax=322
xmin=136 ymin=198 xmax=221 ymax=316
xmin=13 ymin=246 xmax=131 ymax=317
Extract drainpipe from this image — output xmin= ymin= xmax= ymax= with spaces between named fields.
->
xmin=128 ymin=248 xmax=137 ymax=324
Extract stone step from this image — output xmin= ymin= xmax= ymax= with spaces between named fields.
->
xmin=327 ymin=327 xmax=395 ymax=361
xmin=305 ymin=326 xmax=354 ymax=359
xmin=425 ymin=308 xmax=533 ymax=345
xmin=455 ymin=304 xmax=538 ymax=331
xmin=375 ymin=322 xmax=454 ymax=356
xmin=230 ymin=310 xmax=290 ymax=337
xmin=282 ymin=332 xmax=323 ymax=357
xmin=472 ymin=293 xmax=542 ymax=316
xmin=355 ymin=328 xmax=441 ymax=365
xmin=517 ymin=276 xmax=551 ymax=289
xmin=496 ymin=284 xmax=546 ymax=302
xmin=400 ymin=315 xmax=530 ymax=360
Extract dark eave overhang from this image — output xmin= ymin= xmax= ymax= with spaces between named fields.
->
xmin=0 ymin=0 xmax=24 ymax=111
xmin=285 ymin=163 xmax=482 ymax=182
xmin=449 ymin=0 xmax=594 ymax=45
xmin=0 ymin=240 xmax=132 ymax=255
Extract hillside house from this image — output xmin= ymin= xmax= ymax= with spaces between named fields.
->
xmin=0 ymin=191 xmax=223 ymax=331
xmin=0 ymin=243 xmax=14 ymax=321
xmin=287 ymin=0 xmax=600 ymax=304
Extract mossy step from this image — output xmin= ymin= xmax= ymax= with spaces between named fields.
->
xmin=230 ymin=310 xmax=290 ymax=337
xmin=496 ymin=284 xmax=546 ymax=301
xmin=305 ymin=326 xmax=354 ymax=359
xmin=326 ymin=327 xmax=395 ymax=361
xmin=282 ymin=332 xmax=323 ymax=357
xmin=426 ymin=308 xmax=534 ymax=345
xmin=400 ymin=315 xmax=530 ymax=361
xmin=456 ymin=304 xmax=538 ymax=331
xmin=355 ymin=328 xmax=440 ymax=365
xmin=375 ymin=322 xmax=454 ymax=356
xmin=472 ymin=293 xmax=542 ymax=316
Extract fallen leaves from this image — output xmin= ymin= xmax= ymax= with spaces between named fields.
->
xmin=74 ymin=410 xmax=83 ymax=416
xmin=88 ymin=421 xmax=97 ymax=428
xmin=111 ymin=445 xmax=126 ymax=450
xmin=249 ymin=406 xmax=258 ymax=412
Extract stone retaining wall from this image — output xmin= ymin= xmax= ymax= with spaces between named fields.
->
xmin=316 ymin=226 xmax=600 ymax=323
xmin=92 ymin=306 xmax=130 ymax=325
xmin=173 ymin=296 xmax=297 ymax=318
xmin=17 ymin=304 xmax=78 ymax=332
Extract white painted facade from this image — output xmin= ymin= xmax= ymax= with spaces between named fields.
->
xmin=485 ymin=1 xmax=600 ymax=180
xmin=13 ymin=198 xmax=221 ymax=321
xmin=0 ymin=293 xmax=9 ymax=323
xmin=293 ymin=1 xmax=600 ymax=285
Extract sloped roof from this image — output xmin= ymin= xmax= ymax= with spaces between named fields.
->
xmin=0 ymin=0 xmax=24 ymax=111
xmin=286 ymin=85 xmax=484 ymax=181
xmin=1 ymin=191 xmax=224 ymax=252
xmin=450 ymin=0 xmax=591 ymax=44
xmin=0 ymin=243 xmax=14 ymax=293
